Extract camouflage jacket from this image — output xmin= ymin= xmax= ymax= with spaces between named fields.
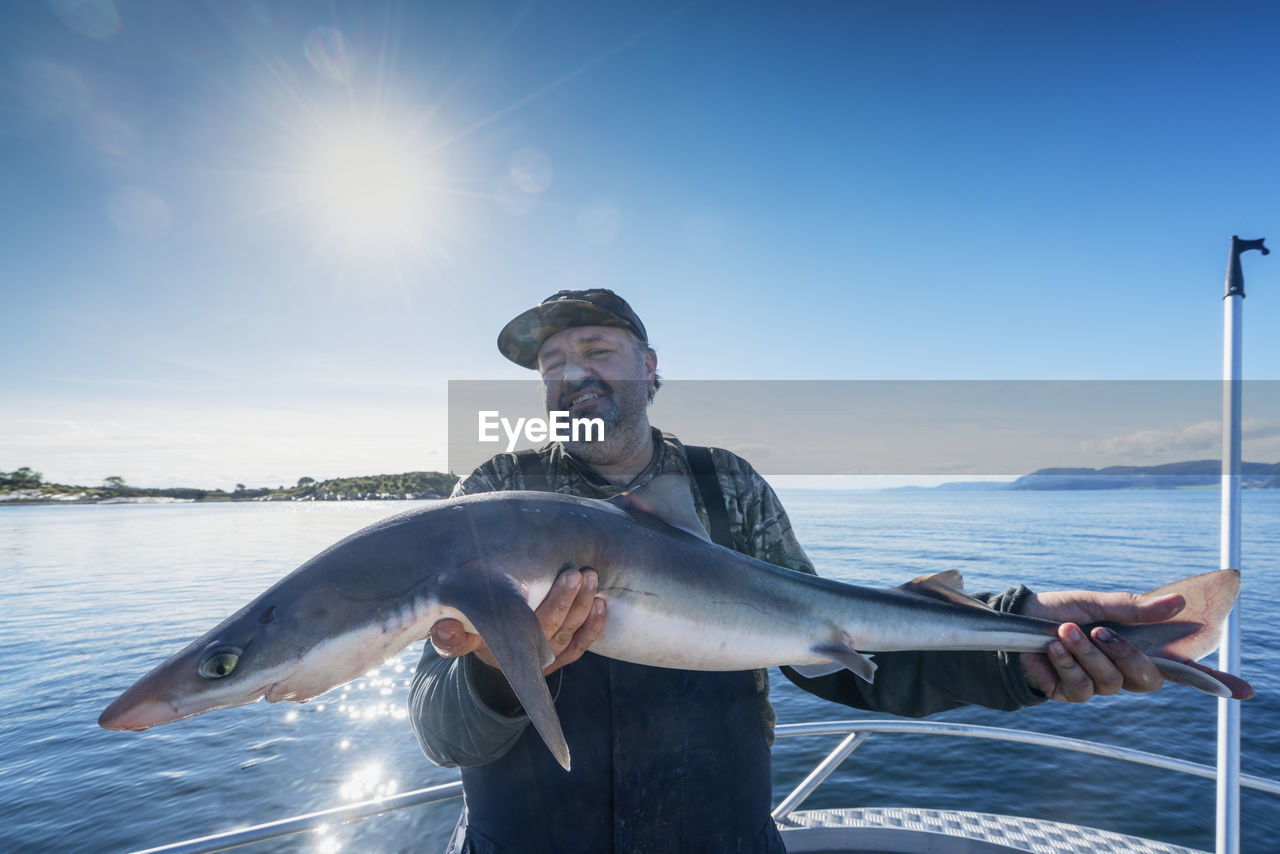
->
xmin=451 ymin=428 xmax=815 ymax=576
xmin=409 ymin=428 xmax=1039 ymax=769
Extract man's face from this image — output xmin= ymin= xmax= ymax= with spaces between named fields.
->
xmin=536 ymin=325 xmax=656 ymax=453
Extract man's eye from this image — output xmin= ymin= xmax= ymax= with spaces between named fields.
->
xmin=541 ymin=361 xmax=564 ymax=374
xmin=588 ymin=349 xmax=610 ymax=358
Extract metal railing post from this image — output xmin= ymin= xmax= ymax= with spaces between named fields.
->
xmin=771 ymin=730 xmax=867 ymax=822
xmin=1216 ymin=235 xmax=1266 ymax=854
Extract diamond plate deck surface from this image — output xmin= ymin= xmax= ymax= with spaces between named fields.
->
xmin=779 ymin=806 xmax=1205 ymax=854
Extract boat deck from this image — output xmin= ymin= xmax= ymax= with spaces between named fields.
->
xmin=779 ymin=806 xmax=1203 ymax=853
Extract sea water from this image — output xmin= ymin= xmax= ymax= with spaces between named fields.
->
xmin=0 ymin=490 xmax=1276 ymax=852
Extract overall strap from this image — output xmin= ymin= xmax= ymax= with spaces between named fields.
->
xmin=683 ymin=444 xmax=734 ymax=550
xmin=514 ymin=450 xmax=549 ymax=492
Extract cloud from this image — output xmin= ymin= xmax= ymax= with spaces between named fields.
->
xmin=1080 ymin=418 xmax=1280 ymax=459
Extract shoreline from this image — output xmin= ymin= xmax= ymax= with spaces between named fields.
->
xmin=0 ymin=470 xmax=458 ymax=506
xmin=0 ymin=493 xmax=445 ymax=506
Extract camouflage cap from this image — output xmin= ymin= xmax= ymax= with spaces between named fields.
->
xmin=497 ymin=289 xmax=649 ymax=369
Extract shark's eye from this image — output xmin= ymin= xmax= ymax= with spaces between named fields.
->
xmin=259 ymin=605 xmax=277 ymax=625
xmin=198 ymin=648 xmax=242 ymax=680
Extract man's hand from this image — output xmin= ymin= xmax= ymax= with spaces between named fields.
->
xmin=1019 ymin=588 xmax=1186 ymax=703
xmin=429 ymin=567 xmax=607 ymax=676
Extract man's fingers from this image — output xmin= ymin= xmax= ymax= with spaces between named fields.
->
xmin=430 ymin=618 xmax=484 ymax=658
xmin=1057 ymin=623 xmax=1123 ymax=696
xmin=536 ymin=569 xmax=583 ymax=634
xmin=545 ymin=568 xmax=606 ymax=675
xmin=1045 ymin=637 xmax=1095 ymax=702
xmin=1039 ymin=621 xmax=1168 ymax=702
xmin=1020 ymin=587 xmax=1186 ymax=702
xmin=532 ymin=566 xmax=607 ymax=676
xmin=547 ymin=598 xmax=607 ymax=675
xmin=1091 ymin=626 xmax=1164 ymax=692
xmin=1134 ymin=592 xmax=1186 ymax=622
xmin=1095 ymin=591 xmax=1185 ymax=624
xmin=549 ymin=569 xmax=599 ymax=651
xmin=1023 ymin=589 xmax=1185 ymax=626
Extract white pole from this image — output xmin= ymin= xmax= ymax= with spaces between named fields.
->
xmin=1216 ymin=288 xmax=1242 ymax=854
xmin=1216 ymin=235 xmax=1266 ymax=854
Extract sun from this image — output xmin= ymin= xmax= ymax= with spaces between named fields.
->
xmin=299 ymin=124 xmax=435 ymax=251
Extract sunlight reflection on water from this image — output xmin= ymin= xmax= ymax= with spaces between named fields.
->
xmin=339 ymin=762 xmax=398 ymax=802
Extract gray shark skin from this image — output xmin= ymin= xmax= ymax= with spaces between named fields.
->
xmin=99 ymin=475 xmax=1251 ymax=771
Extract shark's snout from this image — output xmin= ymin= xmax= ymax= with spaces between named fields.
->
xmin=99 ymin=677 xmax=272 ymax=731
xmin=98 ymin=691 xmax=175 ymax=731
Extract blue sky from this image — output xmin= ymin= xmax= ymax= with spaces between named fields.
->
xmin=3 ymin=1 xmax=1280 ymax=489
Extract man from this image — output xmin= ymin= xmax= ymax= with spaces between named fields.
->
xmin=410 ymin=289 xmax=1183 ymax=853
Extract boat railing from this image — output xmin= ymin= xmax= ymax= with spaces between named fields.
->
xmin=128 ymin=719 xmax=1280 ymax=854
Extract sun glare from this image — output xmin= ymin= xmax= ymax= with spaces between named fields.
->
xmin=301 ymin=125 xmax=434 ymax=251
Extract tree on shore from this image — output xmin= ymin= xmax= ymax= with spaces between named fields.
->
xmin=297 ymin=476 xmax=316 ymax=487
xmin=103 ymin=476 xmax=126 ymax=490
xmin=1 ymin=467 xmax=43 ymax=487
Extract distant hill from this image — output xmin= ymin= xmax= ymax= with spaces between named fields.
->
xmin=0 ymin=469 xmax=459 ymax=504
xmin=1010 ymin=460 xmax=1280 ymax=490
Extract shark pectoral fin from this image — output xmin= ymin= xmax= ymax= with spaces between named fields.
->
xmin=1152 ymin=656 xmax=1254 ymax=700
xmin=810 ymin=643 xmax=877 ymax=683
xmin=441 ymin=577 xmax=571 ymax=771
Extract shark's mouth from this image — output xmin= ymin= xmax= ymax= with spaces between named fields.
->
xmin=259 ymin=661 xmax=307 ymax=703
xmin=264 ymin=681 xmax=301 ymax=703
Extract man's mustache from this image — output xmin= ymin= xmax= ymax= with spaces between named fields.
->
xmin=559 ymin=378 xmax=612 ymax=409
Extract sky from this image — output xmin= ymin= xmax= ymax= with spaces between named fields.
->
xmin=4 ymin=0 xmax=1280 ymax=490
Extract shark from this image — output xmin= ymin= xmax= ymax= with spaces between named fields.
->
xmin=99 ymin=474 xmax=1252 ymax=770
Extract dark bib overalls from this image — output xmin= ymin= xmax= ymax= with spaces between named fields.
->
xmin=456 ymin=654 xmax=786 ymax=853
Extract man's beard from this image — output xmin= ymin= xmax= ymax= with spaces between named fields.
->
xmin=550 ymin=377 xmax=651 ymax=464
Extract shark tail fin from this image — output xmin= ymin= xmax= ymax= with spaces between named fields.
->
xmin=1099 ymin=569 xmax=1252 ymax=700
xmin=440 ymin=574 xmax=572 ymax=769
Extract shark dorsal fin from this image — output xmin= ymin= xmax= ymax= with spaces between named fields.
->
xmin=898 ymin=570 xmax=991 ymax=610
xmin=609 ymin=473 xmax=713 ymax=544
